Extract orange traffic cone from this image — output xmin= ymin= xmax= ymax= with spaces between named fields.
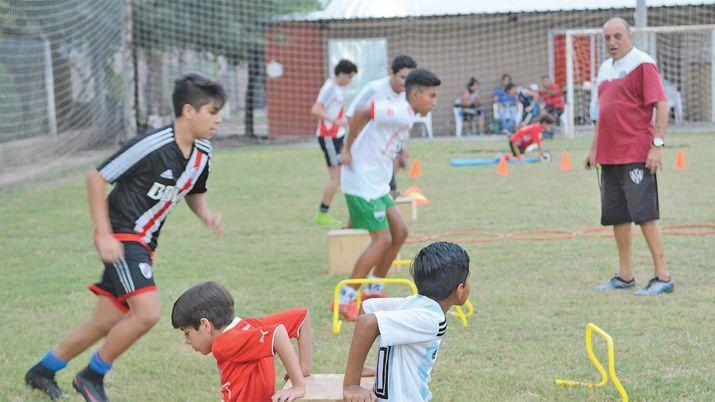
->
xmin=409 ymin=192 xmax=429 ymax=206
xmin=409 ymin=159 xmax=421 ymax=178
xmin=675 ymin=148 xmax=687 ymax=170
xmin=561 ymin=151 xmax=572 ymax=172
xmin=404 ymin=185 xmax=422 ymax=196
xmin=496 ymin=155 xmax=509 ymax=175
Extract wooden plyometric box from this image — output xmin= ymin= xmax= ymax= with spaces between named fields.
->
xmin=327 ymin=229 xmax=371 ymax=276
xmin=395 ymin=196 xmax=417 ymax=222
xmin=283 ymin=374 xmax=375 ymax=402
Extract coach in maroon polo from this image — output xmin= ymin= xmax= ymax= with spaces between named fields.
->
xmin=587 ymin=17 xmax=674 ymax=296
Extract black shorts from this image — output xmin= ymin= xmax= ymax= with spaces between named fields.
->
xmin=89 ymin=241 xmax=156 ymax=313
xmin=318 ymin=136 xmax=344 ymax=167
xmin=508 ymin=140 xmax=524 ymax=157
xmin=545 ymin=105 xmax=564 ymax=120
xmin=600 ymin=163 xmax=659 ymax=226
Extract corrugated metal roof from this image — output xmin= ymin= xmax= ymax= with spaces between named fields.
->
xmin=294 ymin=0 xmax=713 ymax=21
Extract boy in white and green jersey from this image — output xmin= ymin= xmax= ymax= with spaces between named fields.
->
xmin=336 ymin=68 xmax=441 ymax=321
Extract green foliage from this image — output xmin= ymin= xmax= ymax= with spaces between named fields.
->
xmin=0 ymin=0 xmax=120 ymax=41
xmin=133 ymin=0 xmax=321 ymax=65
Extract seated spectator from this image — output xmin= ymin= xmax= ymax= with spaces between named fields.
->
xmin=493 ymin=75 xmax=519 ymax=134
xmin=454 ymin=77 xmax=486 ymax=135
xmin=517 ymin=84 xmax=540 ymax=127
xmin=539 ymin=76 xmax=564 ymax=116
xmin=539 ymin=76 xmax=564 ymax=138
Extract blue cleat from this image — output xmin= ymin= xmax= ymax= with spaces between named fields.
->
xmin=593 ymin=276 xmax=636 ymax=291
xmin=633 ymin=277 xmax=674 ymax=296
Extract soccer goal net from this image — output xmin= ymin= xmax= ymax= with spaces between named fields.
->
xmin=1 ymin=1 xmax=714 ymax=184
xmin=560 ymin=24 xmax=715 ymax=137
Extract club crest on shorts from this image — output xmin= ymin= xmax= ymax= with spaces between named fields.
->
xmin=373 ymin=208 xmax=386 ymax=221
xmin=629 ymin=168 xmax=644 ymax=184
xmin=138 ymin=262 xmax=153 ymax=279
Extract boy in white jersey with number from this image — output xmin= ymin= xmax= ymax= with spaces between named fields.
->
xmin=337 ymin=69 xmax=441 ymax=321
xmin=343 ymin=242 xmax=471 ymax=402
xmin=312 ymin=59 xmax=358 ymax=226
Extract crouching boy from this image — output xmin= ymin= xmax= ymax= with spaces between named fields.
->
xmin=342 ymin=242 xmax=471 ymax=402
xmin=172 ymin=281 xmax=312 ymax=402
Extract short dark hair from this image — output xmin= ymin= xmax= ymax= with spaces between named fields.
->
xmin=410 ymin=242 xmax=470 ymax=302
xmin=467 ymin=77 xmax=479 ymax=89
xmin=171 ymin=281 xmax=234 ymax=330
xmin=335 ymin=59 xmax=358 ymax=76
xmin=540 ymin=114 xmax=555 ymax=125
xmin=405 ymin=68 xmax=441 ymax=95
xmin=504 ymin=82 xmax=516 ymax=92
xmin=501 ymin=73 xmax=512 ymax=82
xmin=172 ymin=72 xmax=227 ymax=117
xmin=391 ymin=55 xmax=417 ymax=74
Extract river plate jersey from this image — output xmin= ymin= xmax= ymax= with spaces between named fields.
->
xmin=97 ymin=124 xmax=211 ymax=250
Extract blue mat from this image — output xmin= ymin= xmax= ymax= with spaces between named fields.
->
xmin=451 ymin=156 xmax=539 ymax=166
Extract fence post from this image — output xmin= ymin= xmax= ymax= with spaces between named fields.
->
xmin=43 ymin=39 xmax=57 ymax=138
xmin=122 ymin=0 xmax=137 ymax=142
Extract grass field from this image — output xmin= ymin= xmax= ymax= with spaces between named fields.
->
xmin=2 ymin=132 xmax=714 ymax=401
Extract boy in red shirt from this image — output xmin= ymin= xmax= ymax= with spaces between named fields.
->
xmin=508 ymin=114 xmax=554 ymax=160
xmin=172 ymin=281 xmax=312 ymax=402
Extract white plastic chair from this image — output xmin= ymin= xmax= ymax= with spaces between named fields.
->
xmin=453 ymin=107 xmax=463 ymax=137
xmin=663 ymin=81 xmax=684 ymax=125
xmin=412 ymin=112 xmax=433 ymax=138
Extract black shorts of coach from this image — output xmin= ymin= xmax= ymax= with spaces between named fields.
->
xmin=89 ymin=241 xmax=156 ymax=313
xmin=318 ymin=136 xmax=344 ymax=167
xmin=600 ymin=163 xmax=659 ymax=226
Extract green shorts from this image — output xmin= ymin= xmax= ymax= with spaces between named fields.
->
xmin=345 ymin=194 xmax=395 ymax=232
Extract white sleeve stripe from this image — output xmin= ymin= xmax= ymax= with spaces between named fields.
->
xmin=195 ymin=143 xmax=212 ymax=154
xmin=100 ymin=130 xmax=173 ymax=181
xmin=195 ymin=139 xmax=212 ymax=148
xmin=195 ymin=140 xmax=212 ymax=155
xmin=271 ymin=324 xmax=286 ymax=357
xmin=101 ymin=136 xmax=174 ymax=182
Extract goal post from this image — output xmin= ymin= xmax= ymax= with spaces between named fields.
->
xmin=563 ymin=24 xmax=715 ymax=138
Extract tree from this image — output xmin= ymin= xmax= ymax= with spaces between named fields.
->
xmin=133 ymin=0 xmax=321 ymax=137
xmin=0 ymin=0 xmax=123 ymax=142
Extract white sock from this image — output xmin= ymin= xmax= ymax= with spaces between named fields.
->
xmin=338 ymin=285 xmax=357 ymax=304
xmin=364 ymin=275 xmax=384 ymax=294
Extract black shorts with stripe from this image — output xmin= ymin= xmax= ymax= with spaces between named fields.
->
xmin=318 ymin=136 xmax=344 ymax=167
xmin=600 ymin=163 xmax=659 ymax=226
xmin=89 ymin=241 xmax=156 ymax=313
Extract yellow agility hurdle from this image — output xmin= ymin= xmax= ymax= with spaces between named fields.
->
xmin=332 ymin=278 xmax=417 ymax=335
xmin=449 ymin=299 xmax=474 ymax=327
xmin=555 ymin=322 xmax=628 ymax=402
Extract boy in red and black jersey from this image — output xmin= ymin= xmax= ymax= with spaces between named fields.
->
xmin=172 ymin=282 xmax=312 ymax=402
xmin=25 ymin=72 xmax=226 ymax=402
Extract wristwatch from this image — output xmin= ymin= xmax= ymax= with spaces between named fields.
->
xmin=652 ymin=137 xmax=665 ymax=148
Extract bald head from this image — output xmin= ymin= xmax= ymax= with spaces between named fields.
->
xmin=604 ymin=17 xmax=631 ymax=32
xmin=603 ymin=17 xmax=633 ymax=61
